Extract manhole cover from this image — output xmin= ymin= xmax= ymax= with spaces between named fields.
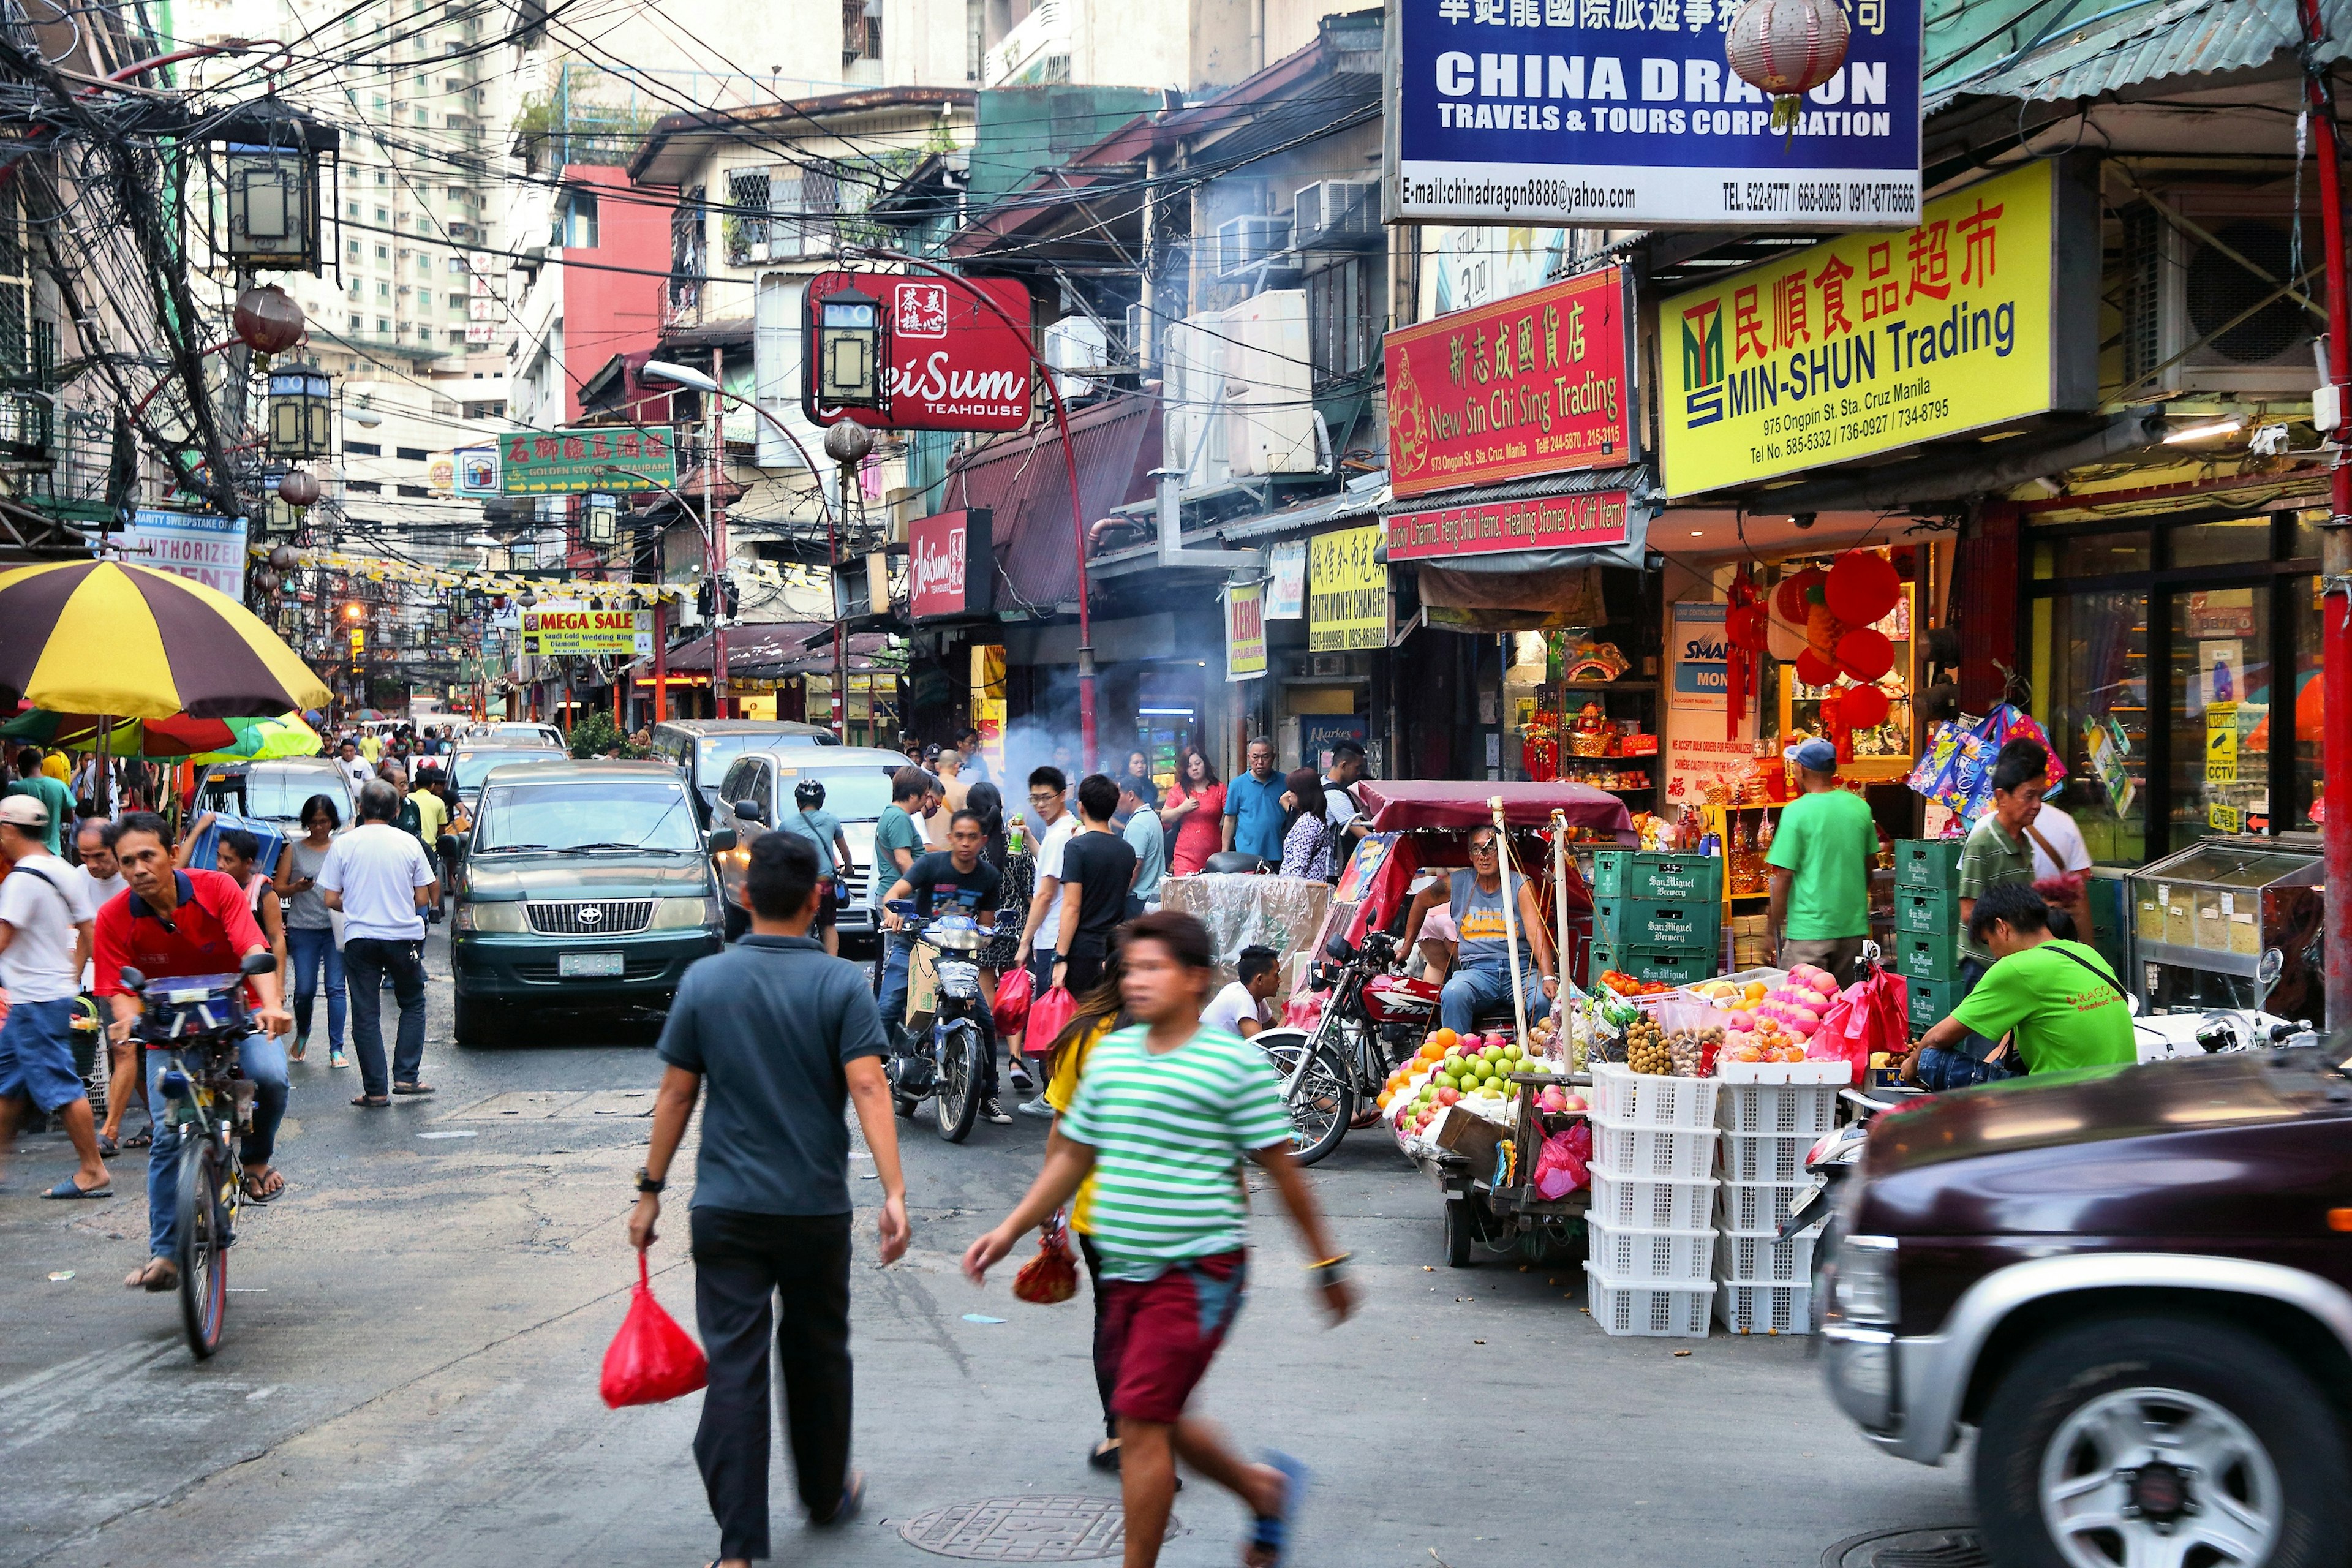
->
xmin=1822 ymin=1526 xmax=1989 ymax=1568
xmin=899 ymin=1497 xmax=1177 ymax=1561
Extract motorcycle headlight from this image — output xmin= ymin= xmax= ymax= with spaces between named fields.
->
xmin=650 ymin=895 xmax=722 ymax=930
xmin=456 ymin=900 xmax=526 ymax=933
xmin=1832 ymin=1234 xmax=1900 ymax=1326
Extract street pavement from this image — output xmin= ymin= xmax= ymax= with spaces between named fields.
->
xmin=0 ymin=929 xmax=1969 ymax=1568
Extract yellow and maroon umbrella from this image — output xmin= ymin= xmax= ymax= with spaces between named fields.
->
xmin=0 ymin=560 xmax=330 ymax=720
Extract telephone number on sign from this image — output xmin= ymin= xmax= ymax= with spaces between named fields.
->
xmin=1895 ymin=398 xmax=1951 ymax=426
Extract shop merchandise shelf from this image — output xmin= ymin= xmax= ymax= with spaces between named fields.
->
xmin=1714 ymin=1177 xmax=1808 ymax=1232
xmin=1583 ymin=1261 xmax=1715 ymax=1338
xmin=1714 ymin=1080 xmax=1839 ymax=1137
xmin=1714 ymin=1273 xmax=1813 ymax=1335
xmin=1717 ymin=1227 xmax=1819 ymax=1285
xmin=1592 ymin=1114 xmax=1719 ymax=1180
xmin=1587 ymin=1061 xmax=1721 ymax=1128
xmin=1717 ymin=1130 xmax=1812 ymax=1183
xmin=1588 ymin=1166 xmax=1716 ymax=1231
xmin=1585 ymin=1218 xmax=1717 ymax=1284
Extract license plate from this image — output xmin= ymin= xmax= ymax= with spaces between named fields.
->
xmin=559 ymin=951 xmax=624 ymax=978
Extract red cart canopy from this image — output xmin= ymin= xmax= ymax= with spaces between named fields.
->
xmin=1354 ymin=780 xmax=1636 ymax=837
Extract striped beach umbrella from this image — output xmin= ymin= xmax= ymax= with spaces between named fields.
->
xmin=1 ymin=707 xmax=323 ymax=761
xmin=0 ymin=560 xmax=331 ymax=720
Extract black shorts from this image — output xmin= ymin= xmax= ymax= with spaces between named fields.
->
xmin=812 ymin=888 xmax=837 ymax=933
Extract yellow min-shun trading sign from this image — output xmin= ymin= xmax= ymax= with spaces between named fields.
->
xmin=1661 ymin=160 xmax=2062 ymax=497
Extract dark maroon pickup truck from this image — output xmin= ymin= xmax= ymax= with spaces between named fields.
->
xmin=1820 ymin=1047 xmax=2352 ymax=1568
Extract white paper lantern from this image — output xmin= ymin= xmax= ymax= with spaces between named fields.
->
xmin=1726 ymin=0 xmax=1850 ymax=97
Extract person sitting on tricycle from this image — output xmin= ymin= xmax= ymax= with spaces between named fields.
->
xmin=1396 ymin=824 xmax=1558 ymax=1036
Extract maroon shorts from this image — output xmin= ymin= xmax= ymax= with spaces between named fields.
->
xmin=1099 ymin=1250 xmax=1248 ymax=1425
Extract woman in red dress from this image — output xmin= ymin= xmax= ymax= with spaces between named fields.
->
xmin=1158 ymin=745 xmax=1225 ymax=876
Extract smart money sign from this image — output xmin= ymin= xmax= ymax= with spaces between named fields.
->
xmin=1392 ymin=0 xmax=1922 ymax=227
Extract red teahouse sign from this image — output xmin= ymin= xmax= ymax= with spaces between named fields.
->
xmin=908 ymin=508 xmax=993 ymax=619
xmin=1383 ymin=265 xmax=1632 ymax=501
xmin=805 ymin=272 xmax=1035 ymax=434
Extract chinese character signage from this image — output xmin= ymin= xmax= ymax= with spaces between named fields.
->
xmin=908 ymin=508 xmax=994 ymax=619
xmin=1660 ymin=160 xmax=2094 ymax=496
xmin=1390 ymin=0 xmax=1921 ymax=227
xmin=121 ymin=509 xmax=250 ymax=603
xmin=1385 ymin=266 xmax=1631 ymax=500
xmin=500 ymin=428 xmax=676 ymax=495
xmin=519 ymin=606 xmax=654 ymax=657
xmin=804 ymin=271 xmax=1035 ymax=434
xmin=1225 ymin=580 xmax=1267 ymax=681
xmin=1309 ymin=525 xmax=1388 ymax=653
xmin=1387 ymin=487 xmax=1632 ymax=560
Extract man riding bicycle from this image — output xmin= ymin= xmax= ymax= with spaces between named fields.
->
xmin=92 ymin=812 xmax=294 ymax=1294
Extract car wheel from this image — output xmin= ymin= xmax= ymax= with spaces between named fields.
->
xmin=453 ymin=992 xmax=500 ymax=1048
xmin=1975 ymin=1313 xmax=2350 ymax=1568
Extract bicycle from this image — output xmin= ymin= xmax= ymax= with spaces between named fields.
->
xmin=121 ymin=951 xmax=274 ymax=1359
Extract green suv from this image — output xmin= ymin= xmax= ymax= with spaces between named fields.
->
xmin=450 ymin=759 xmax=723 ymax=1044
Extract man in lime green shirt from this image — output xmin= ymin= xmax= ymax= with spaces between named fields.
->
xmin=1763 ymin=737 xmax=1878 ymax=982
xmin=6 ymin=748 xmax=75 ymax=856
xmin=1914 ymin=883 xmax=2135 ymax=1077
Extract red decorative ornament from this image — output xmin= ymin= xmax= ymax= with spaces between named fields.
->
xmin=1726 ymin=566 xmax=1763 ymax=743
xmin=1842 ymin=683 xmax=1891 ymax=729
xmin=1825 ymin=550 xmax=1901 ymax=627
xmin=233 ymin=285 xmax=305 ymax=356
xmin=1774 ymin=567 xmax=1826 ymax=622
xmin=277 ymin=468 xmax=320 ymax=508
xmin=1834 ymin=626 xmax=1894 ymax=682
xmin=1726 ymin=0 xmax=1852 ymax=95
xmin=1794 ymin=647 xmax=1838 ymax=688
xmin=1726 ymin=603 xmax=1768 ymax=652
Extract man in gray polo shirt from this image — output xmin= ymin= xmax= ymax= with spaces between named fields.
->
xmin=630 ymin=831 xmax=910 ymax=1568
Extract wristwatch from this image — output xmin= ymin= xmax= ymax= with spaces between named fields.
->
xmin=635 ymin=1167 xmax=665 ymax=1195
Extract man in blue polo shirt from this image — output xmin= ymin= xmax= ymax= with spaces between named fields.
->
xmin=1221 ymin=737 xmax=1285 ymax=863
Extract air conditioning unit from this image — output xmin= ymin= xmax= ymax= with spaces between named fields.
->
xmin=1293 ymin=178 xmax=1379 ymax=247
xmin=1216 ymin=215 xmax=1292 ymax=279
xmin=1042 ymin=314 xmax=1109 ymax=397
xmin=1221 ymin=289 xmax=1319 ymax=477
xmin=1163 ymin=307 xmax=1231 ymax=486
xmin=2120 ymin=187 xmax=2322 ymax=397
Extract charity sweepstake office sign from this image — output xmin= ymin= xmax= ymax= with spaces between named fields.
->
xmin=501 ymin=428 xmax=676 ymax=495
xmin=1662 ymin=160 xmax=2094 ymax=495
xmin=520 ymin=606 xmax=655 ymax=657
xmin=1387 ymin=487 xmax=1631 ymax=560
xmin=1385 ymin=265 xmax=1630 ymax=500
xmin=1310 ymin=524 xmax=1389 ymax=652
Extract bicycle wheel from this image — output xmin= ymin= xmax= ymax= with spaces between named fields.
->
xmin=933 ymin=1021 xmax=982 ymax=1144
xmin=175 ymin=1132 xmax=229 ymax=1358
xmin=1256 ymin=1031 xmax=1353 ymax=1167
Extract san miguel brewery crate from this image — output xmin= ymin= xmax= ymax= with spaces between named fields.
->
xmin=1896 ymin=930 xmax=1964 ymax=982
xmin=1895 ymin=887 xmax=1962 ymax=935
xmin=1590 ymin=941 xmax=1716 ymax=987
xmin=1593 ymin=850 xmax=1722 ymax=905
xmin=1896 ymin=839 xmax=1966 ymax=890
xmin=1905 ymin=975 xmax=1962 ymax=1036
xmin=1594 ymin=896 xmax=1724 ymax=954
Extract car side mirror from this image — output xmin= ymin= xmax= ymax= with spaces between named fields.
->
xmin=706 ymin=827 xmax=737 ymax=854
xmin=734 ymin=798 xmax=767 ymax=826
xmin=239 ymin=951 xmax=276 ymax=977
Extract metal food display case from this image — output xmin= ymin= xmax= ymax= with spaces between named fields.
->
xmin=2125 ymin=837 xmax=2324 ymax=1020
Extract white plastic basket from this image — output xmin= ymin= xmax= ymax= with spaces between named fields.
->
xmin=1713 ymin=1057 xmax=1854 ymax=1084
xmin=1716 ymin=1080 xmax=1841 ymax=1137
xmin=1716 ymin=1227 xmax=1818 ymax=1284
xmin=1585 ymin=1218 xmax=1716 ymax=1284
xmin=1585 ymin=1061 xmax=1721 ymax=1128
xmin=1589 ymin=1166 xmax=1716 ymax=1231
xmin=1716 ymin=1130 xmax=1812 ymax=1184
xmin=1714 ymin=1274 xmax=1813 ymax=1335
xmin=1714 ymin=1177 xmax=1809 ymax=1233
xmin=1592 ymin=1114 xmax=1719 ymax=1180
xmin=1583 ymin=1262 xmax=1714 ymax=1338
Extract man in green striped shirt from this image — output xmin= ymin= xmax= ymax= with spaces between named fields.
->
xmin=965 ymin=911 xmax=1354 ymax=1568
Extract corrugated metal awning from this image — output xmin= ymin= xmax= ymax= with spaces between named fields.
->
xmin=652 ymin=621 xmax=831 ymax=673
xmin=941 ymin=396 xmax=1162 ymax=608
xmin=1925 ymin=0 xmax=2350 ymax=109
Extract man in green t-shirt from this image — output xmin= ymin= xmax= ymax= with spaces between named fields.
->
xmin=5 ymin=748 xmax=75 ymax=856
xmin=1913 ymin=883 xmax=2135 ymax=1079
xmin=1763 ymin=738 xmax=1877 ymax=982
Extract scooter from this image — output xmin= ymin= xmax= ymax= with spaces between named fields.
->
xmin=1252 ymin=929 xmax=1446 ymax=1168
xmin=881 ymin=902 xmax=997 ymax=1144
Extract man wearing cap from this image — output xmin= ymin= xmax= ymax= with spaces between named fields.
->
xmin=1764 ymin=738 xmax=1879 ymax=984
xmin=0 ymin=794 xmax=109 ymax=1198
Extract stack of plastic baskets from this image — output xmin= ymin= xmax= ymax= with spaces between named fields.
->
xmin=1712 ymin=1075 xmax=1840 ymax=1334
xmin=1582 ymin=1063 xmax=1719 ymax=1337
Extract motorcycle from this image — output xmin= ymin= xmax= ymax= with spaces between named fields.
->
xmin=881 ymin=902 xmax=996 ymax=1143
xmin=1252 ymin=929 xmax=1446 ymax=1167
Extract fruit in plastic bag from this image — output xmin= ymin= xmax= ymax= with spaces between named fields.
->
xmin=600 ymin=1253 xmax=709 ymax=1408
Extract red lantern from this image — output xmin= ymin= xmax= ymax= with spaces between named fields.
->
xmin=1835 ymin=627 xmax=1894 ymax=682
xmin=1794 ymin=647 xmax=1838 ymax=688
xmin=1726 ymin=603 xmax=1768 ymax=651
xmin=234 ymin=284 xmax=305 ymax=356
xmin=1726 ymin=0 xmax=1852 ymax=96
xmin=1842 ymin=683 xmax=1890 ymax=729
xmin=1774 ymin=567 xmax=1826 ymax=622
xmin=1825 ymin=550 xmax=1901 ymax=627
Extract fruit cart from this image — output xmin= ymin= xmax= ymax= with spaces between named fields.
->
xmin=1411 ymin=1070 xmax=1594 ymax=1268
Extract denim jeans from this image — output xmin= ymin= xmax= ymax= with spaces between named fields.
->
xmin=344 ymin=937 xmax=427 ymax=1098
xmin=145 ymin=1030 xmax=288 ymax=1259
xmin=285 ymin=925 xmax=345 ymax=1047
xmin=1440 ymin=963 xmax=1521 ymax=1034
xmin=876 ymin=932 xmax=913 ymax=1036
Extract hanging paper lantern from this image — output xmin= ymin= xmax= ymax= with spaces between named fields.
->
xmin=1765 ymin=611 xmax=1807 ymax=663
xmin=1795 ymin=647 xmax=1838 ymax=688
xmin=1842 ymin=683 xmax=1890 ymax=729
xmin=1726 ymin=0 xmax=1850 ymax=131
xmin=1774 ymin=567 xmax=1826 ymax=623
xmin=277 ymin=468 xmax=321 ymax=508
xmin=1835 ymin=627 xmax=1895 ymax=682
xmin=1825 ymin=550 xmax=1902 ymax=627
xmin=233 ymin=284 xmax=306 ymax=356
xmin=1805 ymin=600 xmax=1839 ymax=656
xmin=1727 ymin=603 xmax=1769 ymax=652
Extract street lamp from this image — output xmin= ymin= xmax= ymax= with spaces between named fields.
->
xmin=200 ymin=99 xmax=336 ymax=273
xmin=814 ymin=284 xmax=887 ymax=409
xmin=267 ymin=364 xmax=334 ymax=458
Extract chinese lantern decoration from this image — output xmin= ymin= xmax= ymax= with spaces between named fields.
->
xmin=1765 ymin=611 xmax=1807 ymax=663
xmin=1521 ymin=712 xmax=1560 ymax=782
xmin=1795 ymin=647 xmax=1839 ymax=688
xmin=1842 ymin=682 xmax=1890 ymax=730
xmin=233 ymin=284 xmax=305 ymax=361
xmin=1726 ymin=0 xmax=1851 ymax=132
xmin=1725 ymin=567 xmax=1765 ymax=742
xmin=1825 ymin=549 xmax=1901 ymax=627
xmin=1835 ymin=627 xmax=1895 ymax=683
xmin=277 ymin=467 xmax=320 ymax=508
xmin=1774 ymin=565 xmax=1826 ymax=622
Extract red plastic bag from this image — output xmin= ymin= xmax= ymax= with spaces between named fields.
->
xmin=992 ymin=962 xmax=1033 ymax=1038
xmin=1025 ymin=984 xmax=1079 ymax=1055
xmin=1532 ymin=1120 xmax=1593 ymax=1199
xmin=600 ymin=1253 xmax=708 ymax=1409
xmin=1808 ymin=970 xmax=1909 ymax=1075
xmin=1012 ymin=1211 xmax=1079 ymax=1305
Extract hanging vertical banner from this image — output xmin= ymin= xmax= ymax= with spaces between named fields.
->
xmin=1664 ymin=601 xmax=1754 ymax=807
xmin=1309 ymin=524 xmax=1388 ymax=652
xmin=1267 ymin=540 xmax=1308 ymax=619
xmin=1226 ymin=580 xmax=1268 ymax=681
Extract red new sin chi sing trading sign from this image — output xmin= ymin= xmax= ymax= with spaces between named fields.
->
xmin=805 ymin=271 xmax=1036 ymax=434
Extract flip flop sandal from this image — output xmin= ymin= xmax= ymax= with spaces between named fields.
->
xmin=129 ymin=1260 xmax=178 ymax=1292
xmin=351 ymin=1095 xmax=391 ymax=1109
xmin=812 ymin=1471 xmax=865 ymax=1529
xmin=1245 ymin=1452 xmax=1309 ymax=1568
xmin=42 ymin=1178 xmax=111 ymax=1199
xmin=1088 ymin=1440 xmax=1121 ymax=1473
xmin=123 ymin=1129 xmax=153 ymax=1149
xmin=97 ymin=1133 xmax=119 ymax=1158
xmin=391 ymin=1082 xmax=435 ymax=1096
xmin=241 ymin=1170 xmax=285 ymax=1204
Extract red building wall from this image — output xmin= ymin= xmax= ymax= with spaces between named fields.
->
xmin=559 ymin=164 xmax=673 ymax=424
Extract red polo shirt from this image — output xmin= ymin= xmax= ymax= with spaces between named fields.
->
xmin=93 ymin=870 xmax=267 ymax=1003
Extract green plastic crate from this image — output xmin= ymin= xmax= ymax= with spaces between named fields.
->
xmin=1905 ymin=975 xmax=1962 ymax=1035
xmin=1896 ymin=930 xmax=1964 ymax=982
xmin=1895 ymin=839 xmax=1965 ymax=890
xmin=1594 ymin=896 xmax=1724 ymax=953
xmin=1896 ymin=887 xmax=1961 ymax=935
xmin=1591 ymin=850 xmax=1722 ymax=905
xmin=1589 ymin=941 xmax=1717 ymax=987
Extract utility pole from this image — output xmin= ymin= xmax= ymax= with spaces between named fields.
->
xmin=707 ymin=345 xmax=729 ymax=721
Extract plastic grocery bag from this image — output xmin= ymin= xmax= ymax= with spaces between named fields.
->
xmin=1025 ymin=984 xmax=1079 ymax=1055
xmin=991 ymin=963 xmax=1033 ymax=1038
xmin=1807 ymin=970 xmax=1909 ymax=1076
xmin=1012 ymin=1212 xmax=1079 ymax=1305
xmin=1532 ymin=1120 xmax=1593 ymax=1200
xmin=600 ymin=1253 xmax=708 ymax=1409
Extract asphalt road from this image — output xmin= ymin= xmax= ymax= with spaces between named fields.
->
xmin=0 ymin=930 xmax=1969 ymax=1568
